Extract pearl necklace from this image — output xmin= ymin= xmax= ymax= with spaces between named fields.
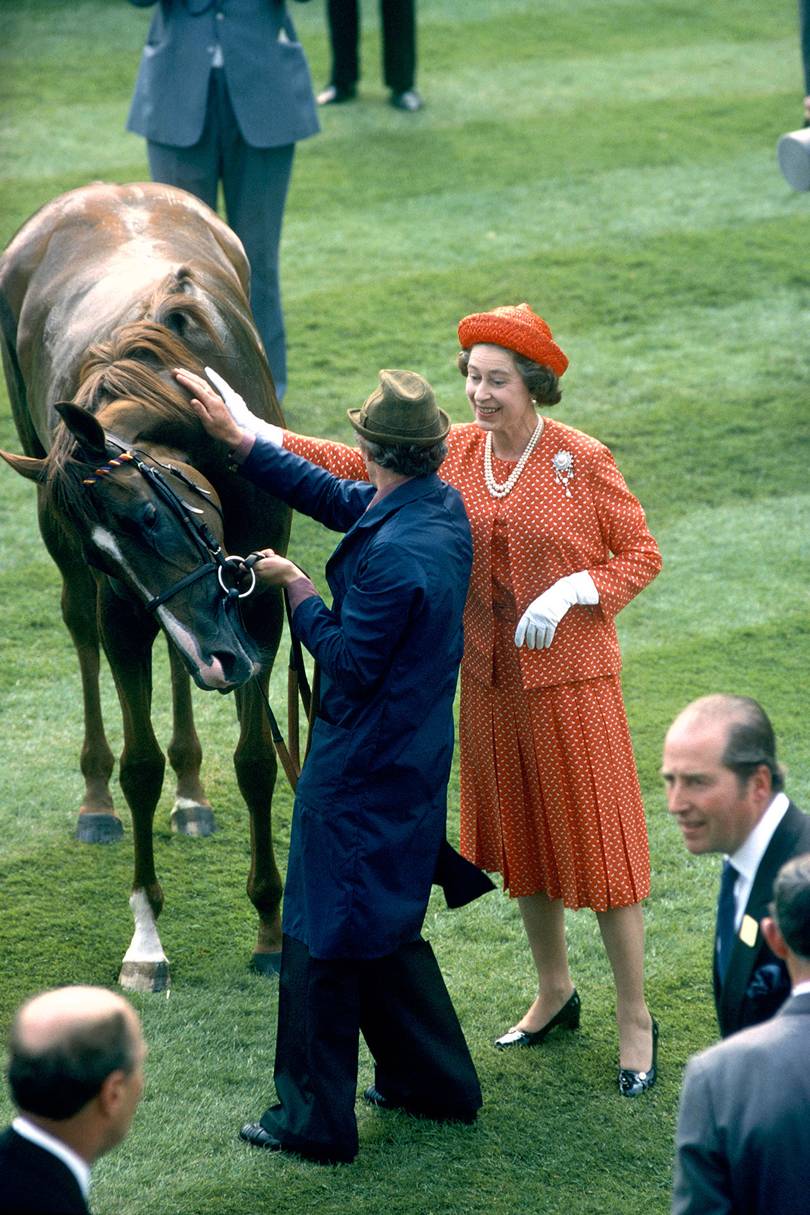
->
xmin=483 ymin=418 xmax=544 ymax=498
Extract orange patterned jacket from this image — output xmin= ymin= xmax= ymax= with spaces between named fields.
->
xmin=283 ymin=417 xmax=662 ymax=690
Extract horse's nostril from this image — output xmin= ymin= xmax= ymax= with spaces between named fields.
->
xmin=211 ymin=646 xmax=254 ymax=686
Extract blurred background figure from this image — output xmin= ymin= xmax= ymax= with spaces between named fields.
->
xmin=316 ymin=0 xmax=423 ymax=111
xmin=126 ymin=0 xmax=320 ymax=400
xmin=672 ymin=852 xmax=810 ymax=1215
xmin=800 ymin=0 xmax=810 ymax=124
xmin=0 ymin=986 xmax=147 ymax=1215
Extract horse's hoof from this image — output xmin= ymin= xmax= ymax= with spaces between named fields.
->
xmin=76 ymin=813 xmax=124 ymax=844
xmin=250 ymin=951 xmax=282 ymax=976
xmin=171 ymin=802 xmax=216 ymax=837
xmin=118 ymin=959 xmax=171 ymax=993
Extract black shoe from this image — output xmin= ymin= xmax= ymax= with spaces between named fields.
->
xmin=239 ymin=1122 xmax=282 ymax=1151
xmin=390 ymin=89 xmax=423 ymax=112
xmin=494 ymin=989 xmax=581 ymax=1049
xmin=363 ymin=1084 xmax=394 ymax=1109
xmin=317 ymin=84 xmax=356 ymax=106
xmin=618 ymin=1019 xmax=659 ymax=1097
xmin=363 ymin=1085 xmax=476 ymax=1125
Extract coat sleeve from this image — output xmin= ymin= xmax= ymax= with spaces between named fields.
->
xmin=671 ymin=1056 xmax=733 ymax=1215
xmin=585 ymin=445 xmax=662 ymax=617
xmin=240 ymin=434 xmax=373 ymax=532
xmin=293 ymin=543 xmax=425 ymax=696
xmin=283 ymin=432 xmax=369 ymax=481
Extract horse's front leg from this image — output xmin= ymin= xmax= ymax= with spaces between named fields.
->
xmin=41 ymin=508 xmax=120 ymax=842
xmin=165 ymin=640 xmax=215 ymax=837
xmin=98 ymin=584 xmax=169 ymax=992
xmin=234 ymin=672 xmax=283 ymax=973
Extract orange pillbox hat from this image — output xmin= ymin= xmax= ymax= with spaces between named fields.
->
xmin=457 ymin=303 xmax=569 ymax=377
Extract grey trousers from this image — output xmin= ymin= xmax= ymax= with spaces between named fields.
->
xmin=147 ymin=69 xmax=295 ymax=398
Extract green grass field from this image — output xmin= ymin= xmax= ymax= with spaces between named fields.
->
xmin=1 ymin=2 xmax=809 ymax=1212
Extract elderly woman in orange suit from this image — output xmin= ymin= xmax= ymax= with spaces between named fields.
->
xmin=205 ymin=303 xmax=662 ymax=1095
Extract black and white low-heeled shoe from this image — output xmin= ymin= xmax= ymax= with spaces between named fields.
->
xmin=494 ymin=989 xmax=581 ymax=1049
xmin=618 ymin=1018 xmax=659 ymax=1097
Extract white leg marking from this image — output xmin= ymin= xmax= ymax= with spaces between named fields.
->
xmin=122 ymin=889 xmax=168 ymax=964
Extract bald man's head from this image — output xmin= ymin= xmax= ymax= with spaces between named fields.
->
xmin=7 ymin=986 xmax=143 ymax=1121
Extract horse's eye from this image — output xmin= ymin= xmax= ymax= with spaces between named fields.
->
xmin=143 ymin=502 xmax=158 ymax=531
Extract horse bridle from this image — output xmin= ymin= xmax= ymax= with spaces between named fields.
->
xmin=83 ymin=436 xmax=259 ymax=613
xmin=81 ymin=435 xmax=313 ymax=791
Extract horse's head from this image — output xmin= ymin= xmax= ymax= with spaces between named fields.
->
xmin=1 ymin=403 xmax=262 ymax=693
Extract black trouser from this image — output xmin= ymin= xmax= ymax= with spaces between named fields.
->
xmin=326 ymin=0 xmax=416 ymax=94
xmin=259 ymin=934 xmax=482 ymax=1161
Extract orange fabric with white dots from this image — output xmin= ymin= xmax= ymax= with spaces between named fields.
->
xmin=282 ymin=419 xmax=660 ymax=909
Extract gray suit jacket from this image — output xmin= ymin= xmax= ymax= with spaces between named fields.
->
xmin=715 ymin=800 xmax=810 ymax=1036
xmin=126 ymin=0 xmax=319 ymax=148
xmin=673 ymin=991 xmax=810 ymax=1215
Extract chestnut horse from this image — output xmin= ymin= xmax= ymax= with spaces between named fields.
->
xmin=0 ymin=182 xmax=291 ymax=990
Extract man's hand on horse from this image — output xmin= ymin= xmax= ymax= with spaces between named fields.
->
xmin=174 ymin=367 xmax=245 ymax=448
xmin=249 ymin=548 xmax=304 ymax=588
xmin=175 ymin=366 xmax=283 ymax=448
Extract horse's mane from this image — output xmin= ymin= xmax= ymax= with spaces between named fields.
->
xmin=46 ymin=268 xmax=223 ymax=523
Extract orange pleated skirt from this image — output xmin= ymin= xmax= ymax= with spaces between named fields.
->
xmin=459 ymin=640 xmax=650 ymax=912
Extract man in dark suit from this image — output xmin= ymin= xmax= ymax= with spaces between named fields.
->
xmin=316 ymin=0 xmax=423 ymax=111
xmin=126 ymin=0 xmax=320 ymax=400
xmin=177 ymin=365 xmax=488 ymax=1163
xmin=0 ymin=986 xmax=147 ymax=1215
xmin=672 ymin=852 xmax=810 ymax=1214
xmin=662 ymin=694 xmax=810 ymax=1037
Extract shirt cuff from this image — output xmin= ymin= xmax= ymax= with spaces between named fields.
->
xmin=286 ymin=574 xmax=318 ymax=616
xmin=228 ymin=430 xmax=256 ymax=465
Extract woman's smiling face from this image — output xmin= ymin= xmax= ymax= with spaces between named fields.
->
xmin=465 ymin=343 xmax=537 ymax=446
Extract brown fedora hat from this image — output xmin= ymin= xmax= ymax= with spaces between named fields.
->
xmin=347 ymin=369 xmax=451 ymax=448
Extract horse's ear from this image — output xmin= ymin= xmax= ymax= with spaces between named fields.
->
xmin=0 ymin=448 xmax=47 ymax=483
xmin=54 ymin=401 xmax=108 ymax=460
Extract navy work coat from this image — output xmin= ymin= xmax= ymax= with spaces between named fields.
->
xmin=126 ymin=0 xmax=319 ymax=149
xmin=240 ymin=437 xmax=473 ymax=959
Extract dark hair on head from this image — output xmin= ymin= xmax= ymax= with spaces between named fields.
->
xmin=7 ymin=1008 xmax=136 ymax=1120
xmin=456 ymin=347 xmax=562 ymax=406
xmin=719 ymin=696 xmax=784 ymax=792
xmin=362 ymin=438 xmax=447 ymax=477
xmin=772 ymin=853 xmax=810 ymax=960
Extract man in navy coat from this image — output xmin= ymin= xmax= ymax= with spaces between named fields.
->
xmin=126 ymin=0 xmax=319 ymax=399
xmin=177 ymin=365 xmax=486 ymax=1162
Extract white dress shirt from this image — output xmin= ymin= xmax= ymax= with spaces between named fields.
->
xmin=727 ymin=792 xmax=790 ymax=929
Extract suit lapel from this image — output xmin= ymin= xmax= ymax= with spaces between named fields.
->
xmin=719 ymin=803 xmax=803 ymax=1027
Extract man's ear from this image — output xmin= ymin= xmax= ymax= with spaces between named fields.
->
xmin=96 ymin=1069 xmax=127 ymax=1118
xmin=761 ymin=914 xmax=789 ymax=961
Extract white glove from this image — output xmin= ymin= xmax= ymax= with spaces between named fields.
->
xmin=514 ymin=571 xmax=599 ymax=650
xmin=205 ymin=366 xmax=284 ymax=446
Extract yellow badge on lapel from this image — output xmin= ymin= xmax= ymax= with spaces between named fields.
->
xmin=739 ymin=914 xmax=759 ymax=948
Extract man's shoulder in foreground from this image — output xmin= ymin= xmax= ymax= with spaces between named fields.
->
xmin=0 ymin=1126 xmax=89 ymax=1215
